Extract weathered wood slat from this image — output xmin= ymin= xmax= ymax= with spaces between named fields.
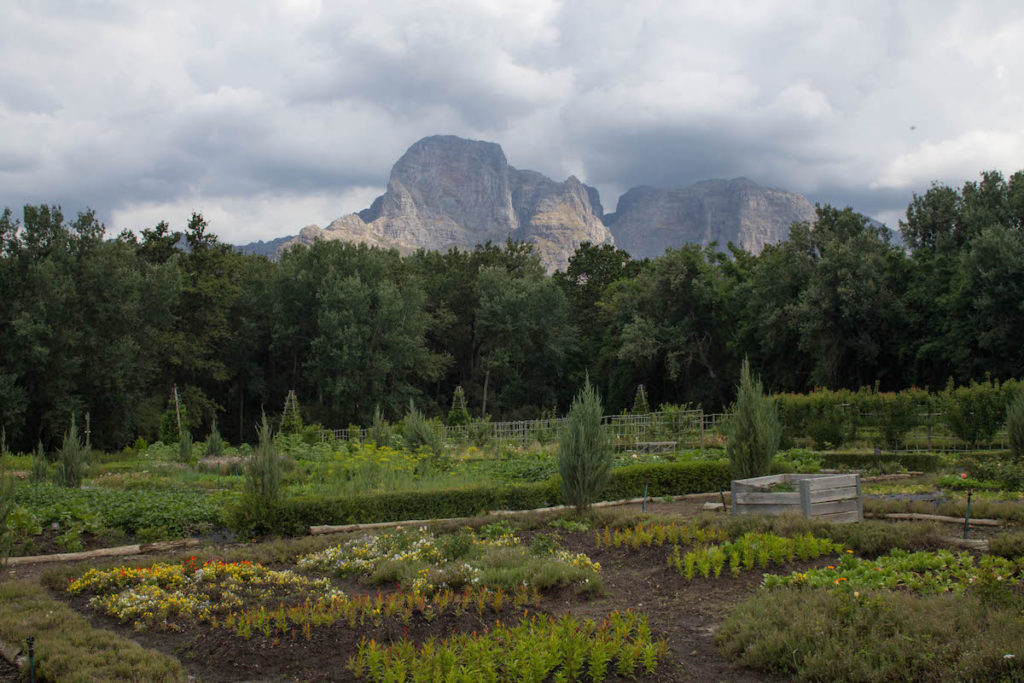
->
xmin=734 ymin=491 xmax=801 ymax=505
xmin=733 ymin=503 xmax=803 ymax=516
xmin=804 ymin=474 xmax=859 ymax=490
xmin=813 ymin=509 xmax=862 ymax=523
xmin=809 ymin=499 xmax=860 ymax=516
xmin=872 ymin=512 xmax=1003 ymax=526
xmin=808 ymin=486 xmax=859 ymax=504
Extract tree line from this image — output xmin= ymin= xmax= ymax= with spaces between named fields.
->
xmin=1 ymin=169 xmax=1022 ymax=451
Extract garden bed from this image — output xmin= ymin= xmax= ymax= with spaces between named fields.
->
xmin=731 ymin=473 xmax=862 ymax=522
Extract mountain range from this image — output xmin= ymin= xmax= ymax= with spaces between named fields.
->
xmin=238 ymin=135 xmax=817 ymax=271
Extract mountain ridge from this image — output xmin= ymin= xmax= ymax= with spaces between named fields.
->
xmin=237 ymin=135 xmax=816 ymax=269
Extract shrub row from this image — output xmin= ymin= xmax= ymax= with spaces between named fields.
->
xmin=235 ymin=460 xmax=731 ymax=536
xmin=819 ymin=452 xmax=946 ymax=472
xmin=774 ymin=379 xmax=1024 ymax=449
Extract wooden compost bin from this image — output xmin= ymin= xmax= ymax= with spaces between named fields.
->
xmin=731 ymin=473 xmax=862 ymax=522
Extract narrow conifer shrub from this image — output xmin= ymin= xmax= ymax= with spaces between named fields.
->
xmin=559 ymin=379 xmax=611 ymax=511
xmin=55 ymin=417 xmax=89 ymax=488
xmin=244 ymin=415 xmax=282 ymax=510
xmin=1007 ymin=392 xmax=1024 ymax=463
xmin=206 ymin=418 xmax=225 ymax=458
xmin=177 ymin=429 xmax=193 ymax=464
xmin=369 ymin=405 xmax=393 ymax=448
xmin=727 ymin=359 xmax=781 ymax=480
xmin=402 ymin=400 xmax=442 ymax=454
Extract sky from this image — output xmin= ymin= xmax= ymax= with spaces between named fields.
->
xmin=2 ymin=0 xmax=1023 ymax=244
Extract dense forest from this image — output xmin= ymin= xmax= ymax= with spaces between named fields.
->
xmin=1 ymin=170 xmax=1023 ymax=451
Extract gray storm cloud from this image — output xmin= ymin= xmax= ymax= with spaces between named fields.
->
xmin=1 ymin=0 xmax=1022 ymax=242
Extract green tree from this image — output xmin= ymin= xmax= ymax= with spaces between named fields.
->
xmin=727 ymin=359 xmax=781 ymax=480
xmin=795 ymin=206 xmax=908 ymax=389
xmin=558 ymin=379 xmax=611 ymax=511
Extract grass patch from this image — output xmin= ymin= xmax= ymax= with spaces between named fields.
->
xmin=0 ymin=580 xmax=186 ymax=682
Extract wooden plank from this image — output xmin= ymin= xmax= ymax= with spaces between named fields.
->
xmin=734 ymin=503 xmax=803 ymax=515
xmin=813 ymin=509 xmax=862 ymax=523
xmin=808 ymin=486 xmax=859 ymax=503
xmin=805 ymin=474 xmax=858 ymax=491
xmin=809 ymin=499 xmax=860 ymax=516
xmin=877 ymin=513 xmax=1003 ymax=527
xmin=734 ymin=491 xmax=800 ymax=505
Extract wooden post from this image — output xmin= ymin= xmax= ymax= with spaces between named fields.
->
xmin=173 ymin=385 xmax=182 ymax=434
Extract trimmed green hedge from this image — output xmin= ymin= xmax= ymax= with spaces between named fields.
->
xmin=235 ymin=459 xmax=731 ymax=536
xmin=819 ymin=452 xmax=945 ymax=472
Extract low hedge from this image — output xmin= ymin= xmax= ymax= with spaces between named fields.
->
xmin=235 ymin=459 xmax=731 ymax=536
xmin=819 ymin=452 xmax=945 ymax=472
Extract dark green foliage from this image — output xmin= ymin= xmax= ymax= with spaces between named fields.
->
xmin=718 ymin=588 xmax=1024 ymax=681
xmin=727 ymin=360 xmax=780 ymax=480
xmin=177 ymin=430 xmax=193 ymax=465
xmin=0 ymin=434 xmax=14 ymax=563
xmin=369 ymin=405 xmax=393 ymax=448
xmin=159 ymin=394 xmax=188 ymax=445
xmin=279 ymin=390 xmax=303 ymax=435
xmin=55 ymin=417 xmax=89 ymax=488
xmin=599 ymin=460 xmax=731 ymax=500
xmin=11 ymin=484 xmax=232 ymax=538
xmin=941 ymin=378 xmax=1008 ymax=446
xmin=989 ymin=531 xmax=1024 ymax=559
xmin=30 ymin=441 xmax=49 ymax=483
xmin=206 ymin=419 xmax=224 ymax=458
xmin=819 ymin=451 xmax=944 ymax=472
xmin=447 ymin=385 xmax=471 ymax=426
xmin=558 ymin=379 xmax=611 ymax=511
xmin=4 ymin=166 xmax=1024 ymax=453
xmin=402 ymin=400 xmax=442 ymax=454
xmin=236 ymin=415 xmax=283 ymax=533
xmin=1007 ymin=392 xmax=1024 ymax=462
xmin=631 ymin=384 xmax=650 ymax=414
xmin=232 ymin=461 xmax=731 ymax=536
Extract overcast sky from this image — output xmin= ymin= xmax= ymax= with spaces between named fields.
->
xmin=2 ymin=0 xmax=1023 ymax=244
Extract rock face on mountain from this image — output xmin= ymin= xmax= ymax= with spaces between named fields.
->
xmin=277 ymin=135 xmax=612 ymax=272
xmin=604 ymin=178 xmax=817 ymax=259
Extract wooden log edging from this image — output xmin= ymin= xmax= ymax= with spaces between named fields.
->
xmin=3 ymin=538 xmax=200 ymax=567
xmin=309 ymin=491 xmax=722 ymax=536
xmin=866 ymin=512 xmax=1004 ymax=527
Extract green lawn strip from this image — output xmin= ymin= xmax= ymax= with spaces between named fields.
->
xmin=0 ymin=580 xmax=186 ymax=682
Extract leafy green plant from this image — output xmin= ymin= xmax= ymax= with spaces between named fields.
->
xmin=446 ymin=385 xmax=471 ymax=426
xmin=401 ymin=400 xmax=442 ymax=455
xmin=347 ymin=610 xmax=666 ymax=682
xmin=30 ymin=441 xmax=49 ymax=483
xmin=1007 ymin=391 xmax=1024 ymax=463
xmin=55 ymin=416 xmax=89 ymax=488
xmin=0 ymin=434 xmax=14 ymax=564
xmin=941 ymin=378 xmax=1006 ymax=447
xmin=558 ymin=378 xmax=611 ymax=512
xmin=669 ymin=532 xmax=843 ymax=579
xmin=177 ymin=430 xmax=193 ymax=465
xmin=206 ymin=418 xmax=225 ymax=458
xmin=245 ymin=415 xmax=282 ymax=507
xmin=727 ymin=359 xmax=781 ymax=480
xmin=368 ymin=405 xmax=392 ymax=448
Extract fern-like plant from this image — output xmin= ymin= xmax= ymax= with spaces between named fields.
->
xmin=558 ymin=378 xmax=611 ymax=511
xmin=30 ymin=441 xmax=48 ymax=483
xmin=727 ymin=359 xmax=781 ymax=480
xmin=403 ymin=400 xmax=442 ymax=455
